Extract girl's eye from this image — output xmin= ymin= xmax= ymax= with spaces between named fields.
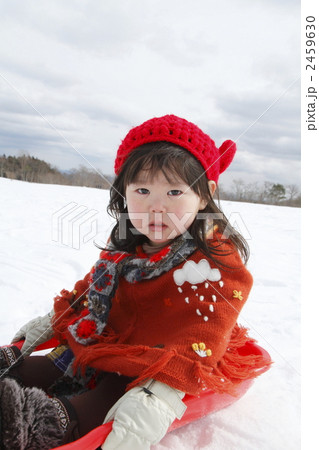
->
xmin=168 ymin=190 xmax=183 ymax=196
xmin=137 ymin=188 xmax=149 ymax=195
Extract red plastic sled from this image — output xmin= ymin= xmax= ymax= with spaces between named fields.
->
xmin=11 ymin=339 xmax=270 ymax=449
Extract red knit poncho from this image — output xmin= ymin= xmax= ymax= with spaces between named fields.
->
xmin=53 ymin=239 xmax=270 ymax=396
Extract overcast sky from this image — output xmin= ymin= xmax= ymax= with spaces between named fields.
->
xmin=0 ymin=0 xmax=300 ymax=189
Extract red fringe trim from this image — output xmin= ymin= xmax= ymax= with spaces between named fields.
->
xmin=69 ymin=326 xmax=271 ymax=396
xmin=72 ymin=343 xmax=149 ymax=373
xmin=52 ymin=289 xmax=271 ymax=396
xmin=191 ymin=325 xmax=272 ymax=395
xmin=126 ymin=350 xmax=178 ymax=391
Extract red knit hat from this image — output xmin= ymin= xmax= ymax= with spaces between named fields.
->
xmin=114 ymin=114 xmax=236 ymax=183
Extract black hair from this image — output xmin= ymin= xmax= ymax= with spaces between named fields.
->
xmin=105 ymin=142 xmax=249 ymax=267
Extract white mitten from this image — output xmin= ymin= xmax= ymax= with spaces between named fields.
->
xmin=11 ymin=310 xmax=54 ymax=356
xmin=101 ymin=379 xmax=186 ymax=450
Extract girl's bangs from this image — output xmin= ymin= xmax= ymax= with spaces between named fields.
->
xmin=121 ymin=142 xmax=207 ymax=193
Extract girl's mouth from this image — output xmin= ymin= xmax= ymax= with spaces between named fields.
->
xmin=149 ymin=223 xmax=168 ymax=232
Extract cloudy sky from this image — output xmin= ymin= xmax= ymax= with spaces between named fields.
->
xmin=0 ymin=0 xmax=300 ymax=189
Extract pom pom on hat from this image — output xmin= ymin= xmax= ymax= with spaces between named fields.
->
xmin=114 ymin=115 xmax=237 ymax=183
xmin=218 ymin=140 xmax=237 ymax=175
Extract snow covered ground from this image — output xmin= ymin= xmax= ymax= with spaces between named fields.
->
xmin=0 ymin=177 xmax=300 ymax=449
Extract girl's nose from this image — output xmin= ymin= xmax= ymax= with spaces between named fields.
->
xmin=150 ymin=195 xmax=166 ymax=213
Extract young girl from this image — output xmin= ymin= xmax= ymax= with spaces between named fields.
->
xmin=0 ymin=115 xmax=269 ymax=449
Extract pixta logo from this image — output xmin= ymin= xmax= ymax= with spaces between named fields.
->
xmin=52 ymin=202 xmax=98 ymax=249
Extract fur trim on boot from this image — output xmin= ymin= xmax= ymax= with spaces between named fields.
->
xmin=0 ymin=378 xmax=64 ymax=449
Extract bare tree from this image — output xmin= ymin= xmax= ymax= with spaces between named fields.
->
xmin=286 ymin=184 xmax=300 ymax=202
xmin=231 ymin=179 xmax=246 ymax=201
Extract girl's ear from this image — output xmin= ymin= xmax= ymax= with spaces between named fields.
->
xmin=208 ymin=180 xmax=216 ymax=198
xmin=199 ymin=181 xmax=216 ymax=210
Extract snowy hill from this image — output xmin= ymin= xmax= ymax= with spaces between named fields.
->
xmin=0 ymin=177 xmax=300 ymax=449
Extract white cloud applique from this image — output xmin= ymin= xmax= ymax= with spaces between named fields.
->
xmin=173 ymin=259 xmax=221 ymax=286
xmin=173 ymin=259 xmax=223 ymax=322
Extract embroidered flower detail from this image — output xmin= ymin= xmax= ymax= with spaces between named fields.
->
xmin=76 ymin=319 xmax=97 ymax=339
xmin=192 ymin=342 xmax=212 ymax=357
xmin=88 ymin=292 xmax=110 ymax=320
xmin=233 ymin=290 xmax=244 ymax=301
xmin=68 ymin=312 xmax=105 ymax=345
xmin=91 ymin=263 xmax=113 ymax=291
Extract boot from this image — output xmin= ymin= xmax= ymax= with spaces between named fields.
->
xmin=0 ymin=346 xmax=22 ymax=376
xmin=0 ymin=378 xmax=64 ymax=449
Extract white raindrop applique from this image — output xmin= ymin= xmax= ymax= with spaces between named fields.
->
xmin=173 ymin=259 xmax=223 ymax=321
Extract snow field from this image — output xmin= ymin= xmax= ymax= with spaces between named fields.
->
xmin=0 ymin=178 xmax=300 ymax=449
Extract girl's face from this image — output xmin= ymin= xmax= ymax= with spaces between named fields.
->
xmin=125 ymin=170 xmax=208 ymax=246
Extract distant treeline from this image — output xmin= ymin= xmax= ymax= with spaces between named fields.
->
xmin=218 ymin=179 xmax=300 ymax=207
xmin=1 ymin=154 xmax=300 ymax=207
xmin=0 ymin=154 xmax=113 ymax=189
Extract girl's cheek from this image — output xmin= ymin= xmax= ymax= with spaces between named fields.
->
xmin=127 ymin=197 xmax=141 ymax=213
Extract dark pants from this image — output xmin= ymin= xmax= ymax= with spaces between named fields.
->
xmin=7 ymin=355 xmax=132 ymax=443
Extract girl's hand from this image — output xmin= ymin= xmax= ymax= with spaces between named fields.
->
xmin=11 ymin=310 xmax=54 ymax=356
xmin=101 ymin=379 xmax=186 ymax=449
